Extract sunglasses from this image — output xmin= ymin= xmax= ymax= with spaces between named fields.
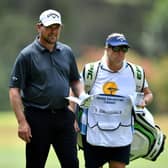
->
xmin=109 ymin=45 xmax=129 ymax=53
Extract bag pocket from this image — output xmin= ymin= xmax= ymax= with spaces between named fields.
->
xmin=88 ymin=106 xmax=122 ymax=130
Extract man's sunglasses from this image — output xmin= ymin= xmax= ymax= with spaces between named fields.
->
xmin=109 ymin=45 xmax=129 ymax=53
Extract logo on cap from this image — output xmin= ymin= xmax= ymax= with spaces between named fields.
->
xmin=105 ymin=33 xmax=129 ymax=47
xmin=117 ymin=36 xmax=126 ymax=42
xmin=47 ymin=13 xmax=59 ymax=19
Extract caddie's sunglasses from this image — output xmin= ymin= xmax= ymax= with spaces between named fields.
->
xmin=109 ymin=45 xmax=129 ymax=53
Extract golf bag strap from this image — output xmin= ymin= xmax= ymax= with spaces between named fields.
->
xmin=127 ymin=62 xmax=145 ymax=92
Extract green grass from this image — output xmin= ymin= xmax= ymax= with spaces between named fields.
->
xmin=0 ymin=111 xmax=167 ymax=168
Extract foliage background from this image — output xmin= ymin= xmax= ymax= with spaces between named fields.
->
xmin=0 ymin=1 xmax=168 ymax=113
xmin=0 ymin=1 xmax=168 ymax=167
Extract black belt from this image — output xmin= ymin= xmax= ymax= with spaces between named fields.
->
xmin=25 ymin=106 xmax=67 ymax=114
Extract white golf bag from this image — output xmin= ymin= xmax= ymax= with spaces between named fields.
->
xmin=130 ymin=108 xmax=166 ymax=161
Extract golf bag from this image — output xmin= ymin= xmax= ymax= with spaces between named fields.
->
xmin=77 ymin=107 xmax=166 ymax=161
xmin=130 ymin=108 xmax=166 ymax=161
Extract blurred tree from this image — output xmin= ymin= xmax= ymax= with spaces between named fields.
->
xmin=0 ymin=13 xmax=35 ymax=110
xmin=141 ymin=0 xmax=168 ymax=56
xmin=0 ymin=0 xmax=168 ymax=113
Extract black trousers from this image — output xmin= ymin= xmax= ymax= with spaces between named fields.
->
xmin=25 ymin=107 xmax=79 ymax=168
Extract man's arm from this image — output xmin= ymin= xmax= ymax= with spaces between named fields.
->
xmin=69 ymin=80 xmax=87 ymax=132
xmin=70 ymin=80 xmax=85 ymax=97
xmin=9 ymin=88 xmax=32 ymax=143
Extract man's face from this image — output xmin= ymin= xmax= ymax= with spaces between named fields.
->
xmin=37 ymin=23 xmax=62 ymax=45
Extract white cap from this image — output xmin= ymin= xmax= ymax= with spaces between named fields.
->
xmin=39 ymin=9 xmax=62 ymax=26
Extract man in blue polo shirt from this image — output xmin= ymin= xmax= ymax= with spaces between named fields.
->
xmin=9 ymin=9 xmax=84 ymax=168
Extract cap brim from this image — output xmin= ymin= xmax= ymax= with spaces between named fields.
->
xmin=42 ymin=20 xmax=62 ymax=27
xmin=108 ymin=42 xmax=129 ymax=47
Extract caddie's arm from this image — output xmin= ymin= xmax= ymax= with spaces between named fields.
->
xmin=9 ymin=88 xmax=32 ymax=143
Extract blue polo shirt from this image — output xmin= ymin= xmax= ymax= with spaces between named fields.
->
xmin=9 ymin=38 xmax=80 ymax=109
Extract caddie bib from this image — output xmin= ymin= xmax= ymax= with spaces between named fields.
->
xmin=87 ymin=94 xmax=133 ymax=147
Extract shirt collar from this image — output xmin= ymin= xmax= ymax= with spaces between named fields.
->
xmin=101 ymin=59 xmax=127 ymax=73
xmin=34 ymin=36 xmax=62 ymax=52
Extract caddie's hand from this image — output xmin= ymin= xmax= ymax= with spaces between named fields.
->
xmin=136 ymin=99 xmax=146 ymax=108
xmin=135 ymin=92 xmax=145 ymax=108
xmin=18 ymin=119 xmax=32 ymax=143
xmin=79 ymin=92 xmax=92 ymax=108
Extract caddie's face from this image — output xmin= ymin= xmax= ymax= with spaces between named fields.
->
xmin=37 ymin=23 xmax=62 ymax=45
xmin=107 ymin=46 xmax=127 ymax=64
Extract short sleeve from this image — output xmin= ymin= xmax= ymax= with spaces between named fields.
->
xmin=9 ymin=53 xmax=29 ymax=89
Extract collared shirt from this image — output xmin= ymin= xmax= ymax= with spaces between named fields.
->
xmin=9 ymin=38 xmax=80 ymax=109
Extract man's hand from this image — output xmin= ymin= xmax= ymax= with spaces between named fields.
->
xmin=18 ymin=119 xmax=32 ymax=143
xmin=74 ymin=119 xmax=80 ymax=132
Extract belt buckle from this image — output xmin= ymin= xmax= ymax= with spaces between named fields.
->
xmin=51 ymin=109 xmax=57 ymax=114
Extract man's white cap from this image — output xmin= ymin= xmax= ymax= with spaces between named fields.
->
xmin=39 ymin=9 xmax=62 ymax=26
